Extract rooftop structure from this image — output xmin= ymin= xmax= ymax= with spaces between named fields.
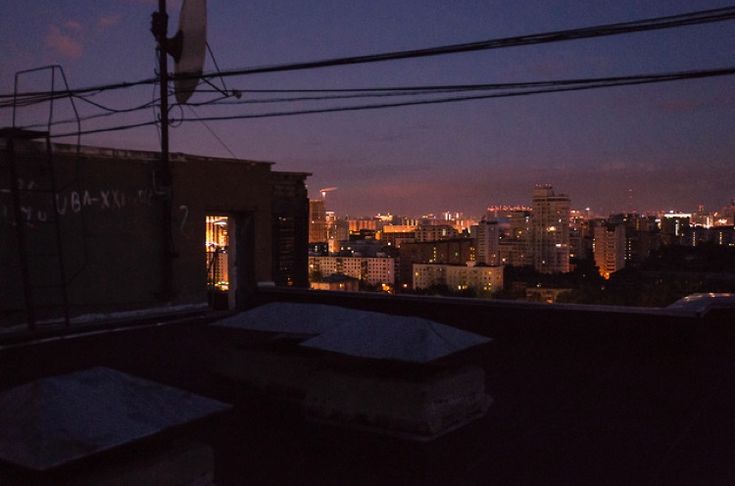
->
xmin=0 ymin=137 xmax=309 ymax=329
xmin=0 ymin=367 xmax=229 ymax=471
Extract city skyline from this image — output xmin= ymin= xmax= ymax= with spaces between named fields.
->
xmin=1 ymin=1 xmax=734 ymax=215
xmin=310 ymin=188 xmax=735 ymax=221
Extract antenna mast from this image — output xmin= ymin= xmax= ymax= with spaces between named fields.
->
xmin=150 ymin=0 xmax=207 ymax=300
xmin=152 ymin=0 xmax=174 ymax=300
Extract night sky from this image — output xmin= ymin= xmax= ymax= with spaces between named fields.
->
xmin=1 ymin=0 xmax=734 ymax=216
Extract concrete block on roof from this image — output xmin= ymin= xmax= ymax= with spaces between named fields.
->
xmin=305 ymin=366 xmax=491 ymax=441
xmin=0 ymin=367 xmax=230 ymax=471
xmin=300 ymin=314 xmax=491 ymax=363
xmin=212 ymin=302 xmax=368 ymax=336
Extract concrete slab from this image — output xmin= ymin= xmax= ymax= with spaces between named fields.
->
xmin=300 ymin=314 xmax=491 ymax=363
xmin=211 ymin=302 xmax=367 ymax=335
xmin=0 ymin=367 xmax=230 ymax=471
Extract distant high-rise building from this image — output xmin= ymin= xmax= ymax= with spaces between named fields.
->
xmin=608 ymin=213 xmax=658 ymax=265
xmin=347 ymin=218 xmax=379 ymax=233
xmin=718 ymin=199 xmax=735 ymax=226
xmin=508 ymin=210 xmax=532 ymax=241
xmin=499 ymin=240 xmax=531 ymax=267
xmin=271 ymin=172 xmax=309 ymax=288
xmin=485 ymin=205 xmax=532 ymax=222
xmin=309 ymin=255 xmax=394 ymax=286
xmin=380 ymin=224 xmax=417 ymax=249
xmin=660 ymin=213 xmax=691 ymax=246
xmin=308 ymin=199 xmax=326 ymax=244
xmin=568 ymin=210 xmax=591 ymax=261
xmin=325 ymin=211 xmax=339 ymax=253
xmin=334 ymin=219 xmax=350 ymax=245
xmin=531 ymin=185 xmax=571 ymax=274
xmin=415 ymin=223 xmax=458 ymax=242
xmin=713 ymin=226 xmax=734 ymax=246
xmin=399 ymin=239 xmax=475 ymax=288
xmin=475 ymin=221 xmax=499 ymax=265
xmin=593 ymin=222 xmax=626 ymax=279
xmin=692 ymin=205 xmax=714 ymax=228
xmin=412 ymin=262 xmax=503 ymax=296
xmin=497 ymin=210 xmax=532 ymax=267
xmin=310 ymin=273 xmax=360 ymax=292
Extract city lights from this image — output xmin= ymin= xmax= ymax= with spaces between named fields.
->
xmin=306 ymin=185 xmax=734 ymax=303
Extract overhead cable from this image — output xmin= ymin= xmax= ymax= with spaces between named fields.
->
xmin=187 ymin=6 xmax=735 ymax=81
xmin=21 ymin=66 xmax=732 ymax=129
xmin=3 ymin=5 xmax=735 ymax=103
xmin=44 ymin=64 xmax=735 ymax=139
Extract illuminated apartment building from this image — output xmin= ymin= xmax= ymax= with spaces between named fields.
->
xmin=308 ymin=199 xmax=327 ymax=243
xmin=399 ymin=239 xmax=475 ymax=288
xmin=413 ymin=262 xmax=503 ymax=295
xmin=380 ymin=224 xmax=417 ymax=248
xmin=347 ymin=218 xmax=379 ymax=233
xmin=531 ymin=185 xmax=571 ymax=274
xmin=593 ymin=222 xmax=626 ymax=279
xmin=415 ymin=223 xmax=458 ymax=242
xmin=497 ymin=210 xmax=532 ymax=267
xmin=607 ymin=213 xmax=659 ymax=264
xmin=499 ymin=239 xmax=531 ymax=267
xmin=660 ymin=213 xmax=691 ymax=245
xmin=325 ymin=211 xmax=340 ymax=253
xmin=310 ymin=273 xmax=360 ymax=292
xmin=308 ymin=255 xmax=395 ymax=286
xmin=474 ymin=220 xmax=499 ymax=265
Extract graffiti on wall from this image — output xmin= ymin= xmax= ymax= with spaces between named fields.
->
xmin=0 ymin=178 xmax=155 ymax=227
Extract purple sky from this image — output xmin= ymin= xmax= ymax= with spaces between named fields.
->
xmin=1 ymin=0 xmax=734 ymax=217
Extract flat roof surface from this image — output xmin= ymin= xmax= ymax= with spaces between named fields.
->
xmin=1 ymin=293 xmax=734 ymax=484
xmin=0 ymin=136 xmax=276 ymax=166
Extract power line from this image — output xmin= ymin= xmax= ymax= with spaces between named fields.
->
xmin=19 ymin=66 xmax=730 ymax=129
xmin=190 ymin=66 xmax=735 ymax=106
xmin=16 ymin=96 xmax=160 ymax=130
xmin=43 ymin=67 xmax=735 ymax=127
xmin=48 ymin=120 xmax=159 ymax=138
xmin=0 ymin=90 xmax=150 ymax=111
xmin=175 ymin=67 xmax=735 ymax=123
xmin=3 ymin=6 xmax=735 ymax=103
xmin=45 ymin=65 xmax=735 ymax=139
xmin=187 ymin=88 xmax=490 ymax=106
xmin=73 ymin=95 xmax=159 ymax=113
xmin=188 ymin=6 xmax=735 ymax=81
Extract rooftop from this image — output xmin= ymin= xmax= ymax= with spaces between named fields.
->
xmin=1 ymin=289 xmax=734 ymax=485
xmin=0 ymin=136 xmax=276 ymax=167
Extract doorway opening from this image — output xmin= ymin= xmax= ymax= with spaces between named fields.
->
xmin=206 ymin=215 xmax=232 ymax=310
xmin=205 ymin=212 xmax=255 ymax=310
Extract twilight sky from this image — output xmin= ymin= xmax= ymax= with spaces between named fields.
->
xmin=1 ymin=0 xmax=734 ymax=217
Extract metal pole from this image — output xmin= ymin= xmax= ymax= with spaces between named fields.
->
xmin=156 ymin=0 xmax=174 ymax=300
xmin=6 ymin=138 xmax=36 ymax=330
xmin=11 ymin=73 xmax=36 ymax=330
xmin=46 ymin=67 xmax=71 ymax=328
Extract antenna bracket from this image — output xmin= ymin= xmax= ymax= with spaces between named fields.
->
xmin=150 ymin=11 xmax=183 ymax=63
xmin=167 ymin=30 xmax=184 ymax=63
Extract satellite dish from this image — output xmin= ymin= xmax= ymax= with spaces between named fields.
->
xmin=173 ymin=0 xmax=207 ymax=104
